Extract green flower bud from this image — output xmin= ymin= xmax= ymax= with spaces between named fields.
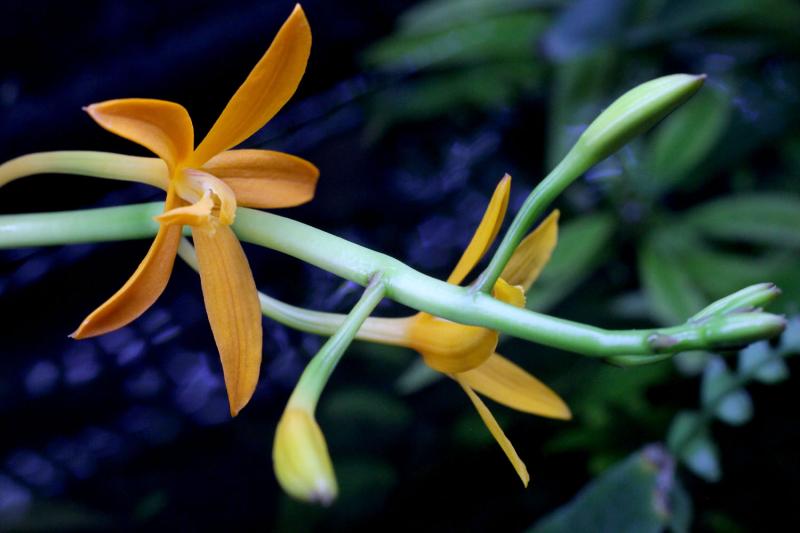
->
xmin=576 ymin=74 xmax=706 ymax=164
xmin=690 ymin=283 xmax=781 ymax=322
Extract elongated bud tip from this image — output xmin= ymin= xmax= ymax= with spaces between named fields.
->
xmin=702 ymin=312 xmax=787 ymax=349
xmin=691 ymin=282 xmax=781 ymax=322
xmin=273 ymin=407 xmax=338 ymax=505
xmin=577 ymin=73 xmax=706 ymax=165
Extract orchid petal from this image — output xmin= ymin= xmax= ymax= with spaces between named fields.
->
xmin=408 ymin=313 xmax=497 ymax=374
xmin=192 ymin=224 xmax=262 ymax=416
xmin=84 ymin=99 xmax=193 ymax=172
xmin=501 ymin=210 xmax=559 ymax=291
xmin=203 ymin=149 xmax=319 ymax=208
xmin=174 ymin=169 xmax=238 ymax=225
xmin=457 ymin=378 xmax=529 ymax=486
xmin=156 ymin=191 xmax=214 ymax=227
xmin=192 ymin=5 xmax=312 ymax=165
xmin=458 ymin=353 xmax=571 ymax=419
xmin=447 ymin=175 xmax=510 ymax=285
xmin=71 ymin=188 xmax=183 ymax=338
xmin=492 ymin=278 xmax=526 ymax=308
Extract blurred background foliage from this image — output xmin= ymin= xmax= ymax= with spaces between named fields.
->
xmin=1 ymin=0 xmax=799 ymax=531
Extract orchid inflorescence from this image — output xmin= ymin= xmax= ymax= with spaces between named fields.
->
xmin=0 ymin=4 xmax=787 ymax=505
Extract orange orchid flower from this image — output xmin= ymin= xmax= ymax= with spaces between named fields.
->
xmin=363 ymin=176 xmax=570 ymax=485
xmin=71 ymin=4 xmax=316 ymax=416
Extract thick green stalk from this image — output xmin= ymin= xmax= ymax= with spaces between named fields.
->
xmin=0 ymin=203 xmax=786 ymax=357
xmin=288 ymin=274 xmax=385 ymax=412
xmin=474 ymin=147 xmax=590 ymax=292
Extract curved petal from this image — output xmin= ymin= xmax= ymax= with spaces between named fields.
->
xmin=408 ymin=313 xmax=497 ymax=374
xmin=191 ymin=5 xmax=312 ymax=165
xmin=456 ymin=378 xmax=529 ymax=486
xmin=203 ymin=149 xmax=319 ymax=208
xmin=174 ymin=169 xmax=238 ymax=225
xmin=192 ymin=224 xmax=262 ymax=416
xmin=85 ymin=99 xmax=194 ymax=171
xmin=71 ymin=188 xmax=183 ymax=339
xmin=458 ymin=353 xmax=571 ymax=420
xmin=492 ymin=278 xmax=526 ymax=308
xmin=501 ymin=210 xmax=559 ymax=292
xmin=156 ymin=190 xmax=214 ymax=227
xmin=447 ymin=175 xmax=510 ymax=285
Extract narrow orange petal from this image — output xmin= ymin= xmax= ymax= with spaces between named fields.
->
xmin=456 ymin=378 xmax=529 ymax=486
xmin=447 ymin=175 xmax=511 ymax=285
xmin=458 ymin=353 xmax=571 ymax=419
xmin=71 ymin=189 xmax=183 ymax=338
xmin=84 ymin=99 xmax=194 ymax=171
xmin=407 ymin=313 xmax=497 ymax=374
xmin=191 ymin=5 xmax=312 ymax=165
xmin=203 ymin=149 xmax=319 ymax=208
xmin=501 ymin=210 xmax=559 ymax=292
xmin=192 ymin=224 xmax=262 ymax=416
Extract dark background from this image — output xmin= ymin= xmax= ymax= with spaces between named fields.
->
xmin=1 ymin=0 xmax=800 ymax=531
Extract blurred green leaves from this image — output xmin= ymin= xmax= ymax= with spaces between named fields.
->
xmin=667 ymin=318 xmax=800 ymax=482
xmin=357 ymin=0 xmax=800 ymax=528
xmin=530 ymin=445 xmax=691 ymax=533
xmin=363 ymin=0 xmax=551 ymax=133
xmin=686 ymin=194 xmax=800 ymax=249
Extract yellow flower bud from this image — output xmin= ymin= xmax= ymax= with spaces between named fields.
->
xmin=273 ymin=407 xmax=338 ymax=505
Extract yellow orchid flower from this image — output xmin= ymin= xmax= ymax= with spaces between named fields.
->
xmin=364 ymin=175 xmax=570 ymax=485
xmin=70 ymin=4 xmax=316 ymax=416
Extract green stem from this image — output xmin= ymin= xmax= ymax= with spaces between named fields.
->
xmin=0 ymin=203 xmax=785 ymax=358
xmin=288 ymin=274 xmax=386 ymax=412
xmin=474 ymin=147 xmax=591 ymax=292
xmin=0 ymin=151 xmax=167 ymax=189
xmin=177 ymin=238 xmax=406 ymax=343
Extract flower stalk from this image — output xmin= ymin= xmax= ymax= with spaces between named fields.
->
xmin=474 ymin=74 xmax=707 ymax=293
xmin=273 ymin=273 xmax=385 ymax=505
xmin=0 ymin=203 xmax=785 ymax=359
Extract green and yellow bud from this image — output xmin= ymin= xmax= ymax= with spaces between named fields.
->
xmin=273 ymin=407 xmax=338 ymax=506
xmin=577 ymin=73 xmax=706 ymax=165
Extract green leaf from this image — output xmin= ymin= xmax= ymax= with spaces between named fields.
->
xmin=364 ymin=13 xmax=547 ymax=72
xmin=700 ymin=356 xmax=736 ymax=407
xmin=715 ymin=389 xmax=753 ymax=426
xmin=366 ymin=61 xmax=542 ymax=134
xmin=528 ymin=445 xmax=690 ymax=533
xmin=681 ymin=433 xmax=721 ymax=483
xmin=547 ymin=50 xmax=617 ymax=167
xmin=681 ymin=246 xmax=795 ymax=300
xmin=395 ymin=0 xmax=547 ymax=37
xmin=779 ymin=317 xmax=800 ymax=353
xmin=667 ymin=411 xmax=721 ymax=482
xmin=738 ymin=341 xmax=789 ymax=384
xmin=666 ymin=410 xmax=703 ymax=453
xmin=638 ymin=233 xmax=707 ymax=324
xmin=528 ymin=211 xmax=616 ymax=312
xmin=644 ymin=85 xmax=730 ymax=193
xmin=686 ymin=193 xmax=800 ymax=248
